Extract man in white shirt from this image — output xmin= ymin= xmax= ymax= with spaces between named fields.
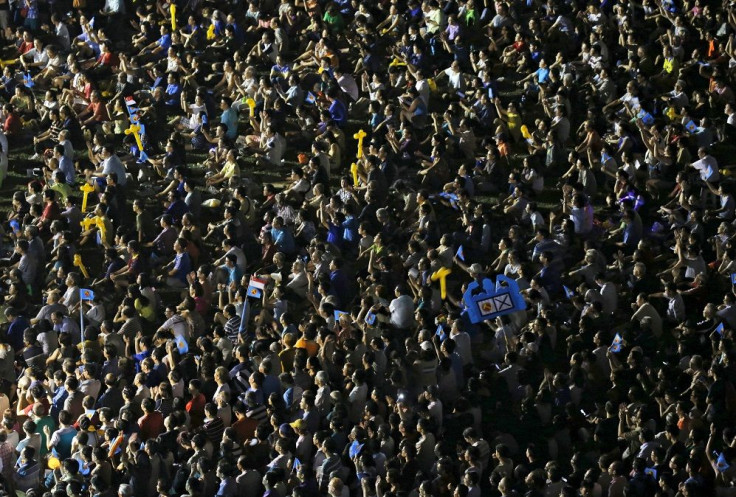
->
xmin=414 ymin=69 xmax=430 ymax=106
xmin=20 ymin=38 xmax=48 ymax=71
xmin=440 ymin=61 xmax=466 ymax=92
xmin=95 ymin=145 xmax=128 ymax=186
xmin=690 ymin=146 xmax=719 ymax=183
xmin=449 ymin=320 xmax=472 ymax=367
xmin=594 ymin=273 xmax=617 ymax=315
xmin=726 ymin=103 xmax=736 ymax=126
xmin=388 ymin=286 xmax=414 ymax=330
xmin=52 ymin=14 xmax=71 ymax=52
xmin=334 ymin=68 xmax=359 ymax=102
xmin=631 ymin=293 xmax=663 ymax=337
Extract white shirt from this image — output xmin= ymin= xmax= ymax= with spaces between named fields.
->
xmin=389 ymin=294 xmax=414 ymax=329
xmin=692 ymin=155 xmax=719 ymax=182
xmin=337 ymin=74 xmax=359 ymax=101
xmin=450 ymin=330 xmax=472 ymax=366
xmin=55 ymin=22 xmax=71 ymax=52
xmin=26 ymin=47 xmax=49 ymax=65
xmin=444 ymin=67 xmax=465 ymax=90
xmin=416 ymin=79 xmax=430 ymax=106
xmin=103 ymin=0 xmax=124 ymax=14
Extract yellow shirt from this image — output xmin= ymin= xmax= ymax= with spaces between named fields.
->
xmin=221 ymin=160 xmax=240 ymax=179
xmin=51 ymin=182 xmax=72 ymax=201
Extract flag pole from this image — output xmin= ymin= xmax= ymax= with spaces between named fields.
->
xmin=79 ymin=290 xmax=84 ymax=351
xmin=239 ymin=297 xmax=248 ymax=334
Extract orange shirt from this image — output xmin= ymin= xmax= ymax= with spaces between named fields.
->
xmin=295 ymin=338 xmax=319 ymax=357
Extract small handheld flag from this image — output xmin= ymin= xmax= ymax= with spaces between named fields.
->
xmin=436 ymin=324 xmax=447 ymax=342
xmin=717 ymin=452 xmax=730 ymax=472
xmin=247 ymin=277 xmax=266 ymax=298
xmin=716 ymin=322 xmax=725 ymax=336
xmin=293 ymin=457 xmax=302 ymax=470
xmin=79 ymin=288 xmax=95 ymax=301
xmin=23 ymin=73 xmax=33 ymax=88
xmin=9 ymin=219 xmax=19 ymax=234
xmin=305 ymin=92 xmax=316 ymax=104
xmin=456 ymin=245 xmax=465 ymax=262
xmin=610 ymin=333 xmax=623 ymax=353
xmin=349 ymin=440 xmax=364 ymax=458
xmin=644 ymin=467 xmax=657 ymax=479
xmin=637 ymin=109 xmax=654 ymax=125
xmin=563 ymin=285 xmax=574 ymax=299
xmin=334 ymin=310 xmax=348 ymax=322
xmin=176 ymin=336 xmax=189 ymax=354
xmin=731 ymin=273 xmax=736 ymax=285
xmin=365 ymin=312 xmax=376 ymax=326
xmin=685 ymin=120 xmax=697 ymax=133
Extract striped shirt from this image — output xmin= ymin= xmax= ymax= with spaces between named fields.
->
xmin=224 ymin=316 xmax=241 ymax=343
xmin=319 ymin=455 xmax=342 ymax=490
xmin=203 ymin=416 xmax=225 ymax=444
xmin=246 ymin=405 xmax=268 ymax=425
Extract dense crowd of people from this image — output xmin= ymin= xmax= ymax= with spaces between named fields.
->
xmin=0 ymin=0 xmax=735 ymax=495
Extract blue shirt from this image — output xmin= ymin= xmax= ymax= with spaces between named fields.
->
xmin=262 ymin=374 xmax=282 ymax=398
xmin=166 ymin=199 xmax=188 ymax=224
xmin=341 ymin=216 xmax=358 ymax=245
xmin=157 ymin=34 xmax=172 ymax=51
xmin=7 ymin=316 xmax=29 ymax=351
xmin=227 ymin=264 xmax=242 ymax=285
xmin=172 ymin=252 xmax=191 ymax=283
xmin=271 ymin=226 xmax=295 ymax=254
xmin=227 ymin=23 xmax=245 ymax=45
xmin=165 ymin=83 xmax=181 ymax=106
xmin=220 ymin=107 xmax=239 ymax=140
xmin=58 ymin=155 xmax=75 ymax=185
xmin=329 ymin=269 xmax=351 ymax=308
xmin=328 ymin=99 xmax=347 ymax=127
xmin=50 ymin=386 xmax=68 ymax=420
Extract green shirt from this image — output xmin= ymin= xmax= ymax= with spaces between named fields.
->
xmin=322 ymin=11 xmax=345 ymax=33
xmin=34 ymin=415 xmax=56 ymax=456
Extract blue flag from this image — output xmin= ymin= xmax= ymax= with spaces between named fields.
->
xmin=305 ymin=92 xmax=316 ymax=104
xmin=80 ymin=289 xmax=95 ymax=301
xmin=637 ymin=109 xmax=654 ymax=125
xmin=717 ymin=452 xmax=730 ymax=472
xmin=364 ymin=312 xmax=376 ymax=325
xmin=685 ymin=120 xmax=697 ymax=133
xmin=334 ymin=310 xmax=348 ymax=322
xmin=349 ymin=440 xmax=364 ymax=458
xmin=176 ymin=335 xmax=189 ymax=354
xmin=9 ymin=219 xmax=19 ymax=234
xmin=246 ymin=285 xmax=262 ymax=298
xmin=610 ymin=333 xmax=623 ymax=353
xmin=731 ymin=273 xmax=736 ymax=285
xmin=716 ymin=322 xmax=725 ymax=336
xmin=644 ymin=467 xmax=657 ymax=479
xmin=436 ymin=324 xmax=447 ymax=341
xmin=563 ymin=285 xmax=574 ymax=299
xmin=293 ymin=457 xmax=302 ymax=470
xmin=456 ymin=245 xmax=465 ymax=262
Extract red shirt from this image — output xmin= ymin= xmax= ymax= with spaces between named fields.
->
xmin=137 ymin=411 xmax=165 ymax=441
xmin=42 ymin=201 xmax=60 ymax=221
xmin=231 ymin=415 xmax=259 ymax=444
xmin=97 ymin=51 xmax=119 ymax=68
xmin=185 ymin=392 xmax=206 ymax=427
xmin=86 ymin=101 xmax=110 ymax=123
xmin=18 ymin=41 xmax=33 ymax=54
xmin=4 ymin=113 xmax=20 ymax=135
